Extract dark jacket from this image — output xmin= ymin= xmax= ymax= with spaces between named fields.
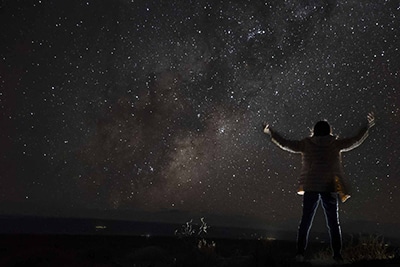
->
xmin=269 ymin=125 xmax=370 ymax=199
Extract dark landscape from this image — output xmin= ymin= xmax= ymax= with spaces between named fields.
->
xmin=1 ymin=233 xmax=399 ymax=267
xmin=0 ymin=216 xmax=399 ymax=267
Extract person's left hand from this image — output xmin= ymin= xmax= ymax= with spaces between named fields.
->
xmin=263 ymin=123 xmax=271 ymax=135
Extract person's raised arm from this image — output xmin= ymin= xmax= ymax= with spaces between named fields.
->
xmin=263 ymin=123 xmax=303 ymax=153
xmin=338 ymin=112 xmax=375 ymax=152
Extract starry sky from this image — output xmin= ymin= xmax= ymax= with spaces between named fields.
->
xmin=1 ymin=0 xmax=399 ymax=235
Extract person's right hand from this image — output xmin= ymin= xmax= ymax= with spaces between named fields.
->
xmin=367 ymin=112 xmax=375 ymax=128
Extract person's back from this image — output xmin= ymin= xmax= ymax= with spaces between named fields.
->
xmin=300 ymin=135 xmax=343 ymax=193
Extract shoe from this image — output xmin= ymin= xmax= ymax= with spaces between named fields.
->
xmin=333 ymin=254 xmax=344 ymax=263
xmin=295 ymin=254 xmax=305 ymax=262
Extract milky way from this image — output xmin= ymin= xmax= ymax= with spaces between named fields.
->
xmin=1 ymin=0 xmax=399 ymax=234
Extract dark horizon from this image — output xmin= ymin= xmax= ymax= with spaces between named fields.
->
xmin=2 ymin=209 xmax=400 ymax=245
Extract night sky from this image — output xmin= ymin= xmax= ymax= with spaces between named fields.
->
xmin=1 ymin=0 xmax=399 ymax=236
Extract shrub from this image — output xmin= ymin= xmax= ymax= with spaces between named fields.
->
xmin=174 ymin=219 xmax=196 ymax=238
xmin=198 ymin=239 xmax=216 ymax=256
xmin=315 ymin=234 xmax=395 ymax=263
xmin=174 ymin=217 xmax=210 ymax=239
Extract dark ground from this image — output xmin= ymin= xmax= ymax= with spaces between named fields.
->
xmin=0 ymin=234 xmax=399 ymax=267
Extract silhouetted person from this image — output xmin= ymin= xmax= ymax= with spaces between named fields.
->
xmin=263 ymin=113 xmax=375 ymax=262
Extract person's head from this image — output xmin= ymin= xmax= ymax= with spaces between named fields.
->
xmin=313 ymin=120 xmax=331 ymax=136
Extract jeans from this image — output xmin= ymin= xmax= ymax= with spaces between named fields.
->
xmin=297 ymin=192 xmax=342 ymax=256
